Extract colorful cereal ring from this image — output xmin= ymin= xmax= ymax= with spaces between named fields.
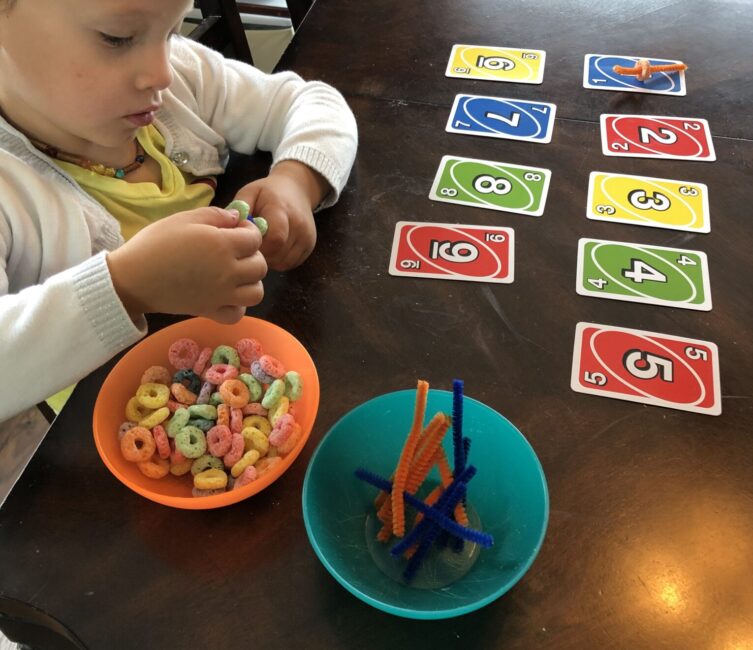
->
xmin=225 ymin=199 xmax=250 ymax=222
xmin=207 ymin=424 xmax=232 ymax=457
xmin=242 ymin=415 xmax=271 ymax=436
xmin=241 ymin=426 xmax=269 ymax=456
xmin=140 ymin=365 xmax=171 ymax=386
xmin=284 ymin=371 xmax=303 ymax=402
xmin=268 ymin=396 xmax=289 ymax=426
xmin=242 ymin=402 xmax=268 ymax=417
xmin=204 ymin=364 xmax=239 ymax=385
xmin=255 ymin=456 xmax=282 ymax=477
xmin=174 ymin=425 xmax=207 ymax=459
xmin=153 ymin=424 xmax=171 ymax=459
xmin=166 ymin=407 xmax=190 ymax=438
xmin=258 ymin=354 xmax=285 ymax=379
xmin=223 ymin=433 xmax=245 ymax=468
xmin=138 ymin=406 xmax=170 ymax=429
xmin=276 ymin=423 xmax=302 ymax=456
xmin=168 ymin=338 xmax=200 ymax=370
xmin=238 ymin=373 xmax=263 ymax=402
xmin=233 ymin=465 xmax=258 ymax=489
xmin=219 ymin=379 xmax=250 ymax=408
xmin=236 ymin=338 xmax=263 ymax=365
xmin=190 ymin=454 xmax=225 ymax=475
xmin=118 ymin=421 xmax=136 ymax=440
xmin=188 ymin=404 xmax=217 ymax=421
xmin=209 ymin=391 xmax=223 ymax=407
xmin=230 ymin=407 xmax=244 ymax=434
xmin=261 ymin=379 xmax=285 ymax=410
xmin=193 ymin=347 xmax=213 ymax=377
xmin=137 ymin=456 xmax=170 ymax=479
xmin=231 ymin=450 xmax=261 ymax=478
xmin=136 ymin=382 xmax=170 ymax=409
xmin=216 ymin=403 xmax=230 ymax=427
xmin=170 ymin=459 xmax=193 ymax=476
xmin=188 ymin=417 xmax=214 ymax=433
xmin=170 ymin=382 xmax=198 ymax=406
xmin=193 ymin=468 xmax=228 ymax=490
xmin=197 ymin=381 xmax=215 ymax=405
xmin=173 ymin=369 xmax=202 ymax=395
xmin=250 ymin=360 xmax=275 ymax=384
xmin=268 ymin=413 xmax=295 ymax=447
xmin=120 ymin=426 xmax=156 ymax=462
xmin=125 ymin=396 xmax=153 ymax=423
xmin=211 ymin=345 xmax=240 ymax=369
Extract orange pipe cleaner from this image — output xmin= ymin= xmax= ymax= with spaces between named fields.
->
xmin=613 ymin=58 xmax=687 ymax=82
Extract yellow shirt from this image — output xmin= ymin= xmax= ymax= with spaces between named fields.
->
xmin=57 ymin=125 xmax=215 ymax=241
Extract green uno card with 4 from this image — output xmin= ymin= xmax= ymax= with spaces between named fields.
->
xmin=576 ymin=238 xmax=711 ymax=311
xmin=429 ymin=155 xmax=551 ymax=216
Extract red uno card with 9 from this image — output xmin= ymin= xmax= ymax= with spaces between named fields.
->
xmin=601 ymin=114 xmax=716 ymax=161
xmin=389 ymin=221 xmax=514 ymax=283
xmin=571 ymin=322 xmax=721 ymax=415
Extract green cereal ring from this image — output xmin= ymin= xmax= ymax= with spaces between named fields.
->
xmin=211 ymin=345 xmax=240 ymax=369
xmin=188 ymin=417 xmax=215 ymax=433
xmin=190 ymin=454 xmax=224 ymax=476
xmin=166 ymin=407 xmax=190 ymax=438
xmin=209 ymin=391 xmax=224 ymax=407
xmin=188 ymin=404 xmax=217 ymax=421
xmin=284 ymin=371 xmax=303 ymax=402
xmin=225 ymin=199 xmax=250 ymax=223
xmin=239 ymin=373 xmax=263 ymax=402
xmin=261 ymin=378 xmax=285 ymax=410
xmin=175 ymin=426 xmax=207 ymax=459
xmin=252 ymin=216 xmax=268 ymax=236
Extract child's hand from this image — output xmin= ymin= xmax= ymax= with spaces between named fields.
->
xmin=107 ymin=206 xmax=267 ymax=324
xmin=234 ymin=161 xmax=330 ymax=271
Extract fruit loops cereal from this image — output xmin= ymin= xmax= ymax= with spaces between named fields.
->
xmin=355 ymin=379 xmax=494 ymax=582
xmin=118 ymin=337 xmax=304 ymax=497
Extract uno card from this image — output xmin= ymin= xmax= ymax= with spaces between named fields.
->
xmin=445 ymin=44 xmax=545 ymax=84
xmin=429 ymin=155 xmax=551 ymax=217
xmin=576 ymin=238 xmax=712 ymax=311
xmin=571 ymin=322 xmax=721 ymax=415
xmin=388 ymin=221 xmax=514 ymax=284
xmin=587 ymin=172 xmax=710 ymax=233
xmin=601 ymin=114 xmax=715 ymax=161
xmin=446 ymin=94 xmax=556 ymax=143
xmin=583 ymin=54 xmax=686 ymax=96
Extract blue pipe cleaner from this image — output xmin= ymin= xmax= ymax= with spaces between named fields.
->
xmin=452 ymin=379 xmax=465 ymax=476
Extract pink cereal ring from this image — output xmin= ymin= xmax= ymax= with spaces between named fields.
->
xmin=236 ymin=338 xmax=263 ymax=365
xmin=230 ymin=407 xmax=244 ymax=433
xmin=223 ymin=433 xmax=245 ymax=468
xmin=242 ymin=403 xmax=268 ymax=416
xmin=268 ymin=413 xmax=296 ymax=447
xmin=170 ymin=445 xmax=188 ymax=465
xmin=170 ymin=382 xmax=197 ymax=405
xmin=219 ymin=379 xmax=250 ymax=409
xmin=140 ymin=365 xmax=171 ymax=385
xmin=193 ymin=347 xmax=213 ymax=377
xmin=152 ymin=424 xmax=171 ymax=460
xmin=168 ymin=338 xmax=200 ymax=370
xmin=233 ymin=465 xmax=258 ymax=489
xmin=204 ymin=364 xmax=239 ymax=384
xmin=206 ymin=424 xmax=232 ymax=457
xmin=258 ymin=354 xmax=285 ymax=379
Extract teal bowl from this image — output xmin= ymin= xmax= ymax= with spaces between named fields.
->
xmin=302 ymin=389 xmax=549 ymax=619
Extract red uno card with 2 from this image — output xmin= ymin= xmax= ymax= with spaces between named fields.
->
xmin=571 ymin=322 xmax=721 ymax=415
xmin=389 ymin=221 xmax=514 ymax=283
xmin=601 ymin=114 xmax=716 ymax=161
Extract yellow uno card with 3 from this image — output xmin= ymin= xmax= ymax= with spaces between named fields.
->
xmin=446 ymin=44 xmax=545 ymax=84
xmin=587 ymin=172 xmax=710 ymax=233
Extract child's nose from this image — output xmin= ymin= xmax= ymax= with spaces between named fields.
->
xmin=134 ymin=43 xmax=174 ymax=92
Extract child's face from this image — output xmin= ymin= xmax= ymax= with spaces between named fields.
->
xmin=0 ymin=0 xmax=192 ymax=151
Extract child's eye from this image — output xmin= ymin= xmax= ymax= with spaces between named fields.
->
xmin=99 ymin=32 xmax=134 ymax=48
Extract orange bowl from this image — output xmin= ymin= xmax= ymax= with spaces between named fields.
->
xmin=93 ymin=316 xmax=319 ymax=509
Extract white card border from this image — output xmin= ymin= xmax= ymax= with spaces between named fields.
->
xmin=585 ymin=170 xmax=711 ymax=233
xmin=575 ymin=237 xmax=712 ymax=311
xmin=582 ymin=53 xmax=687 ymax=96
xmin=600 ymin=114 xmax=716 ymax=161
xmin=388 ymin=220 xmax=515 ymax=284
xmin=445 ymin=44 xmax=546 ymax=84
xmin=445 ymin=93 xmax=556 ymax=144
xmin=570 ymin=321 xmax=721 ymax=415
xmin=428 ymin=154 xmax=552 ymax=217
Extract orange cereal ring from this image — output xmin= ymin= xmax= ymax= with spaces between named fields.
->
xmin=120 ymin=426 xmax=157 ymax=462
xmin=140 ymin=365 xmax=171 ymax=385
xmin=152 ymin=424 xmax=171 ymax=460
xmin=136 ymin=383 xmax=170 ymax=409
xmin=254 ymin=456 xmax=282 ymax=477
xmin=276 ymin=423 xmax=302 ymax=457
xmin=219 ymin=379 xmax=250 ymax=408
xmin=125 ymin=396 xmax=153 ymax=423
xmin=223 ymin=433 xmax=245 ymax=468
xmin=242 ymin=403 xmax=268 ymax=417
xmin=137 ymin=455 xmax=170 ymax=479
xmin=217 ymin=403 xmax=230 ymax=427
xmin=170 ymin=382 xmax=197 ymax=405
xmin=168 ymin=338 xmax=200 ymax=370
xmin=236 ymin=338 xmax=263 ymax=365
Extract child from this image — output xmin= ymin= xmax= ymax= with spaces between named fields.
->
xmin=0 ymin=0 xmax=358 ymax=421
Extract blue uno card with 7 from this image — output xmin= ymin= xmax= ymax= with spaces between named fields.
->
xmin=446 ymin=94 xmax=557 ymax=144
xmin=583 ymin=54 xmax=686 ymax=96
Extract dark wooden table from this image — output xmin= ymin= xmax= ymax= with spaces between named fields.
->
xmin=2 ymin=2 xmax=752 ymax=648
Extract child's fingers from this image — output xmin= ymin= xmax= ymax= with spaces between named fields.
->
xmin=233 ymin=280 xmax=265 ymax=307
xmin=231 ymin=252 xmax=268 ymax=286
xmin=171 ymin=206 xmax=239 ymax=228
xmin=224 ymin=222 xmax=263 ymax=258
xmin=258 ymin=205 xmax=290 ymax=258
xmin=203 ymin=305 xmax=246 ymax=325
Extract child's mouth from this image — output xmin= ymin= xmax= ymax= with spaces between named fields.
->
xmin=125 ymin=111 xmax=156 ymax=127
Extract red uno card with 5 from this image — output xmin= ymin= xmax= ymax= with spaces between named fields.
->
xmin=601 ymin=114 xmax=716 ymax=161
xmin=571 ymin=322 xmax=721 ymax=415
xmin=389 ymin=221 xmax=514 ymax=284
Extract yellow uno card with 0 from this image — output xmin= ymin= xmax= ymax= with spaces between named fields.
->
xmin=446 ymin=44 xmax=545 ymax=84
xmin=587 ymin=172 xmax=710 ymax=233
